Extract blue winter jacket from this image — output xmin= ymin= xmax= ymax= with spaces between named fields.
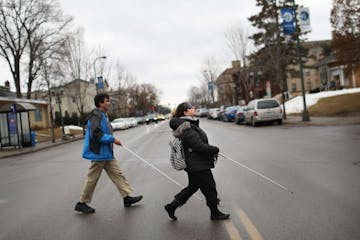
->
xmin=82 ymin=108 xmax=115 ymax=160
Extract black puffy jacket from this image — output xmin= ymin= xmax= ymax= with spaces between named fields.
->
xmin=169 ymin=117 xmax=219 ymax=172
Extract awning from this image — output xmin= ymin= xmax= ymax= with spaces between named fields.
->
xmin=0 ymin=102 xmax=37 ymax=113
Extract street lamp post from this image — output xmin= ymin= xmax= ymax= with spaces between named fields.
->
xmin=93 ymin=56 xmax=107 ymax=93
xmin=292 ymin=0 xmax=310 ymax=121
xmin=249 ymin=71 xmax=262 ymax=99
xmin=52 ymin=87 xmax=66 ymax=139
xmin=204 ymin=70 xmax=215 ymax=103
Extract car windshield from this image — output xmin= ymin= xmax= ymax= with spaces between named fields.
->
xmin=257 ymin=100 xmax=280 ymax=109
xmin=226 ymin=106 xmax=239 ymax=112
xmin=113 ymin=119 xmax=124 ymax=122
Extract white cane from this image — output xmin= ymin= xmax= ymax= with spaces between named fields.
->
xmin=122 ymin=145 xmax=203 ymax=201
xmin=218 ymin=153 xmax=294 ymax=194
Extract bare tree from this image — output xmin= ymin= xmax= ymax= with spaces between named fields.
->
xmin=23 ymin=0 xmax=72 ymax=99
xmin=37 ymin=56 xmax=66 ymax=142
xmin=63 ymin=28 xmax=91 ymax=81
xmin=115 ymin=61 xmax=126 ymax=90
xmin=331 ymin=0 xmax=360 ymax=65
xmin=224 ymin=22 xmax=250 ymax=67
xmin=127 ymin=82 xmax=160 ymax=115
xmin=223 ymin=22 xmax=254 ymax=103
xmin=0 ymin=0 xmax=72 ymax=98
xmin=201 ymin=57 xmax=220 ymax=103
xmin=61 ymin=28 xmax=94 ymax=120
xmin=188 ymin=85 xmax=201 ymax=106
xmin=0 ymin=0 xmax=29 ymax=97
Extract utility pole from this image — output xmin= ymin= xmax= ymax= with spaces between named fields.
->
xmin=292 ymin=0 xmax=310 ymax=121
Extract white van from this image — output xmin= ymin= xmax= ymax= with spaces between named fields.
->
xmin=244 ymin=98 xmax=283 ymax=126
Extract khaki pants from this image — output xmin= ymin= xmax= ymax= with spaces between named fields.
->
xmin=79 ymin=159 xmax=133 ymax=203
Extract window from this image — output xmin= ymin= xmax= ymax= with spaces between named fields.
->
xmin=257 ymin=100 xmax=280 ymax=109
xmin=35 ymin=108 xmax=42 ymax=121
xmin=247 ymin=101 xmax=255 ymax=109
xmin=306 ymin=81 xmax=311 ymax=91
xmin=291 ymin=83 xmax=297 ymax=92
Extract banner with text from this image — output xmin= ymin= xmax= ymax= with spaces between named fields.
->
xmin=281 ymin=8 xmax=295 ymax=35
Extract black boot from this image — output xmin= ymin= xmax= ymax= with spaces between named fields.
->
xmin=210 ymin=206 xmax=230 ymax=220
xmin=164 ymin=199 xmax=182 ymax=220
xmin=124 ymin=195 xmax=143 ymax=208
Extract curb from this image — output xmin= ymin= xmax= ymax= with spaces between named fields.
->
xmin=0 ymin=136 xmax=84 ymax=159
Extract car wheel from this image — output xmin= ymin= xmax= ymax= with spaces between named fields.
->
xmin=252 ymin=117 xmax=257 ymax=127
xmin=278 ymin=119 xmax=282 ymax=125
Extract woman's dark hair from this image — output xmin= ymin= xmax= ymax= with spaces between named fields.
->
xmin=175 ymin=102 xmax=193 ymax=118
xmin=94 ymin=93 xmax=110 ymax=107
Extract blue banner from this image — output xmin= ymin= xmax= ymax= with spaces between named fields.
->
xmin=97 ymin=76 xmax=104 ymax=90
xmin=208 ymin=82 xmax=214 ymax=91
xmin=281 ymin=8 xmax=295 ymax=35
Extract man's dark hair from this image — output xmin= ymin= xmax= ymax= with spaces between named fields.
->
xmin=94 ymin=93 xmax=110 ymax=107
xmin=175 ymin=102 xmax=193 ymax=118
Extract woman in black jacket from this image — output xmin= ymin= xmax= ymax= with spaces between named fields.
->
xmin=164 ymin=102 xmax=230 ymax=221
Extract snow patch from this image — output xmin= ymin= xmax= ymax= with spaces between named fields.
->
xmin=285 ymin=88 xmax=360 ymax=114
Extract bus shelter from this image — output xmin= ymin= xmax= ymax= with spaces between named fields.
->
xmin=0 ymin=102 xmax=36 ymax=149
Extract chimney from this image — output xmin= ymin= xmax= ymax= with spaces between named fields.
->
xmin=2 ymin=80 xmax=11 ymax=91
xmin=231 ymin=60 xmax=241 ymax=70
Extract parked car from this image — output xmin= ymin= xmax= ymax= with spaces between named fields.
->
xmin=207 ymin=108 xmax=220 ymax=119
xmin=145 ymin=114 xmax=158 ymax=124
xmin=234 ymin=106 xmax=246 ymax=124
xmin=218 ymin=105 xmax=229 ymax=121
xmin=127 ymin=117 xmax=138 ymax=127
xmin=196 ymin=108 xmax=208 ymax=117
xmin=135 ymin=116 xmax=145 ymax=124
xmin=222 ymin=105 xmax=242 ymax=122
xmin=156 ymin=114 xmax=165 ymax=121
xmin=244 ymin=98 xmax=283 ymax=127
xmin=111 ymin=118 xmax=128 ymax=130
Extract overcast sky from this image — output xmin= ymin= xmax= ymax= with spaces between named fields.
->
xmin=0 ymin=0 xmax=332 ymax=107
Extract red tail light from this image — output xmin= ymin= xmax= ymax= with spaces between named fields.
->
xmin=254 ymin=111 xmax=257 ymax=116
xmin=280 ymin=108 xmax=283 ymax=113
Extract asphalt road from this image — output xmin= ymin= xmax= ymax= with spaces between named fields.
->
xmin=0 ymin=119 xmax=359 ymax=240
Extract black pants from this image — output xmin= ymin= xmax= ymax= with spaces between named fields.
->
xmin=175 ymin=169 xmax=218 ymax=208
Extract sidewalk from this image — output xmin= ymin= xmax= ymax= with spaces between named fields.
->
xmin=283 ymin=115 xmax=360 ymax=127
xmin=0 ymin=134 xmax=84 ymax=159
xmin=1 ymin=116 xmax=360 ymax=159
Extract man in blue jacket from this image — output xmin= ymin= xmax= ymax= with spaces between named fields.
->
xmin=75 ymin=93 xmax=142 ymax=214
